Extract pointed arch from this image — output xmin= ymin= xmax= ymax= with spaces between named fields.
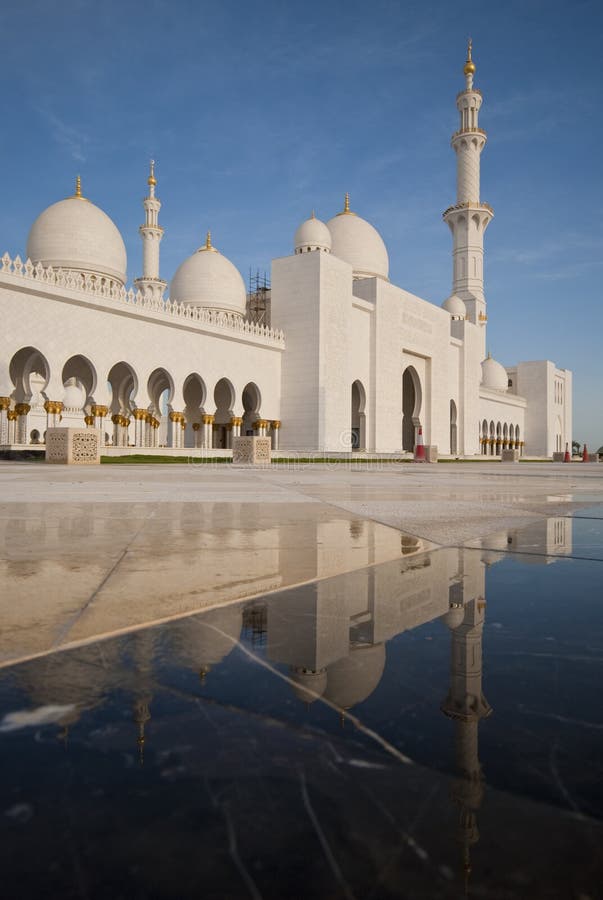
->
xmin=402 ymin=366 xmax=422 ymax=451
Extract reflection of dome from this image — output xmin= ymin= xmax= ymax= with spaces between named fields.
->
xmin=443 ymin=604 xmax=465 ymax=630
xmin=26 ymin=179 xmax=127 ymax=285
xmin=170 ymin=232 xmax=246 ymax=317
xmin=62 ymin=377 xmax=86 ymax=410
xmin=169 ymin=603 xmax=243 ymax=671
xmin=290 ymin=667 xmax=328 ymax=704
xmin=323 ymin=644 xmax=386 ymax=709
xmin=442 ymin=294 xmax=466 ymax=318
xmin=481 ymin=354 xmax=508 ymax=391
xmin=294 ymin=213 xmax=332 ymax=254
xmin=327 ymin=195 xmax=389 ymax=280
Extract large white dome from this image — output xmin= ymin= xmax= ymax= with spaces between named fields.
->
xmin=294 ymin=213 xmax=332 ymax=254
xmin=326 ymin=195 xmax=389 ymax=280
xmin=481 ymin=354 xmax=508 ymax=392
xmin=323 ymin=644 xmax=386 ymax=709
xmin=26 ymin=179 xmax=127 ymax=285
xmin=170 ymin=232 xmax=247 ymax=317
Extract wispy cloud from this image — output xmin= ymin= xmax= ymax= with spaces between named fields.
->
xmin=35 ymin=107 xmax=90 ymax=162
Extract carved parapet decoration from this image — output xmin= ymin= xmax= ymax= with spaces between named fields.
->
xmin=45 ymin=427 xmax=102 ymax=465
xmin=0 ymin=251 xmax=285 ymax=347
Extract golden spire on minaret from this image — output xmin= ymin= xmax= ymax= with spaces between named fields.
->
xmin=147 ymin=159 xmax=157 ymax=187
xmin=464 ymin=38 xmax=476 ymax=76
xmin=73 ymin=175 xmax=83 ymax=199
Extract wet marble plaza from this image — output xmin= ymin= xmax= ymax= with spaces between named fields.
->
xmin=0 ymin=462 xmax=602 ymax=898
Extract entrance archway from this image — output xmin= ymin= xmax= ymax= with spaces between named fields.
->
xmin=450 ymin=400 xmax=457 ymax=455
xmin=351 ymin=380 xmax=366 ymax=450
xmin=402 ymin=366 xmax=421 ymax=451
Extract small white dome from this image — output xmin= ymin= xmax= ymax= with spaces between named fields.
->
xmin=294 ymin=213 xmax=332 ymax=254
xmin=443 ymin=604 xmax=465 ymax=630
xmin=170 ymin=232 xmax=246 ymax=317
xmin=290 ymin=668 xmax=328 ymax=705
xmin=326 ymin=195 xmax=389 ymax=280
xmin=27 ymin=180 xmax=127 ymax=285
xmin=442 ymin=294 xmax=466 ymax=318
xmin=481 ymin=354 xmax=508 ymax=392
xmin=62 ymin=377 xmax=86 ymax=410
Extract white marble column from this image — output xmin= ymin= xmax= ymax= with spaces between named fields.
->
xmin=15 ymin=403 xmax=31 ymax=444
xmin=0 ymin=397 xmax=11 ymax=444
xmin=271 ymin=420 xmax=281 ymax=450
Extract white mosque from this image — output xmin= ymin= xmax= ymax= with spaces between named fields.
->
xmin=0 ymin=43 xmax=571 ymax=457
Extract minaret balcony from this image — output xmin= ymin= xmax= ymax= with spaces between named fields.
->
xmin=456 ymin=88 xmax=482 ymax=101
xmin=452 ymin=127 xmax=487 ymax=139
xmin=442 ymin=201 xmax=494 ymax=219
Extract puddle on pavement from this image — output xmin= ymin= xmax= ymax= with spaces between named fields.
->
xmin=0 ymin=517 xmax=602 ymax=899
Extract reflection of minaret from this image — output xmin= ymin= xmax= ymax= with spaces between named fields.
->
xmin=130 ymin=630 xmax=157 ymax=766
xmin=441 ymin=586 xmax=492 ymax=891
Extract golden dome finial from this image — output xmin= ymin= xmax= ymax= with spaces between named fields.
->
xmin=74 ymin=175 xmax=83 ymax=199
xmin=464 ymin=37 xmax=476 ymax=76
xmin=199 ymin=230 xmax=217 ymax=252
xmin=344 ymin=192 xmax=350 ymax=213
xmin=148 ymin=159 xmax=157 ymax=187
xmin=311 ymin=208 xmax=316 ymax=219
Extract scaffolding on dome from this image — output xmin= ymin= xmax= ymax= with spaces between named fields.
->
xmin=246 ymin=269 xmax=271 ymax=326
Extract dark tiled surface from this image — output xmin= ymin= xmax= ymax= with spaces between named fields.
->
xmin=1 ymin=526 xmax=602 ymax=899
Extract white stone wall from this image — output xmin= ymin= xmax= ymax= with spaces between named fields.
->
xmin=271 ymin=251 xmax=353 ymax=452
xmin=0 ymin=276 xmax=283 ymax=444
xmin=515 ymin=360 xmax=572 ymax=456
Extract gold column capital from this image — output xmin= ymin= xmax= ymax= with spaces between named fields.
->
xmin=192 ymin=422 xmax=201 ymax=431
xmin=132 ymin=408 xmax=147 ymax=421
xmin=202 ymin=414 xmax=215 ymax=425
xmin=0 ymin=397 xmax=11 ymax=411
xmin=14 ymin=403 xmax=31 ymax=416
xmin=271 ymin=420 xmax=281 ymax=429
xmin=7 ymin=410 xmax=17 ymax=421
xmin=84 ymin=415 xmax=95 ymax=426
xmin=91 ymin=404 xmax=109 ymax=417
xmin=230 ymin=416 xmax=243 ymax=426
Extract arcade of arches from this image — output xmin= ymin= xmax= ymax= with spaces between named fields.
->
xmin=479 ymin=420 xmax=523 ymax=455
xmin=0 ymin=347 xmax=282 ymax=450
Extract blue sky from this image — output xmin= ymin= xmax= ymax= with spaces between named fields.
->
xmin=1 ymin=0 xmax=601 ymax=447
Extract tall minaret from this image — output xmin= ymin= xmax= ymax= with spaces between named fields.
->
xmin=443 ymin=41 xmax=493 ymax=339
xmin=134 ymin=160 xmax=167 ymax=300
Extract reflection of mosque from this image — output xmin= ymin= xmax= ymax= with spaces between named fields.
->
xmin=12 ymin=516 xmax=573 ymax=884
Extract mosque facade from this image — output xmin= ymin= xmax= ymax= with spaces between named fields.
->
xmin=0 ymin=44 xmax=571 ymax=457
